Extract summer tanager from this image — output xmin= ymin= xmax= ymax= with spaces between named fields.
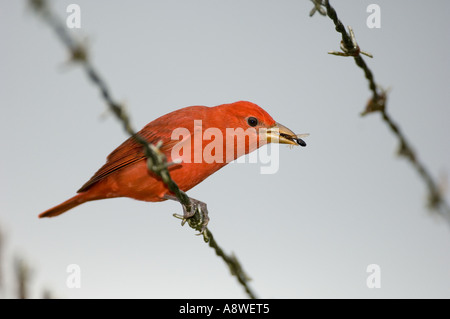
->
xmin=39 ymin=101 xmax=306 ymax=218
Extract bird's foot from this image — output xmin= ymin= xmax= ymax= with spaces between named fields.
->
xmin=173 ymin=198 xmax=210 ymax=242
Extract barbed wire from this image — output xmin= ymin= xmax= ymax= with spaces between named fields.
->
xmin=310 ymin=0 xmax=450 ymax=223
xmin=29 ymin=0 xmax=256 ymax=299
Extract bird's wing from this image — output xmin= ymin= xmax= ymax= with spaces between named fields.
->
xmin=77 ymin=128 xmax=181 ymax=193
xmin=77 ymin=105 xmax=208 ymax=193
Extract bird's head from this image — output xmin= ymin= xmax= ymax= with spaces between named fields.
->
xmin=166 ymin=100 xmax=307 ymax=165
xmin=215 ymin=101 xmax=308 ymax=148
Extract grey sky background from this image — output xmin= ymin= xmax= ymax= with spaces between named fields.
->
xmin=1 ymin=0 xmax=449 ymax=298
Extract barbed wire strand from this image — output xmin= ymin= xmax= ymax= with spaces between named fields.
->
xmin=311 ymin=0 xmax=450 ymax=223
xmin=29 ymin=0 xmax=257 ymax=299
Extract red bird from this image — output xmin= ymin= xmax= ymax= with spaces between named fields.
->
xmin=39 ymin=101 xmax=306 ymax=218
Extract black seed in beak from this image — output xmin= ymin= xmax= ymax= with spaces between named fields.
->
xmin=296 ymin=138 xmax=306 ymax=147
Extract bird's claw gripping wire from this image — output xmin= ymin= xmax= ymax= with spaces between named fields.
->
xmin=173 ymin=198 xmax=210 ymax=242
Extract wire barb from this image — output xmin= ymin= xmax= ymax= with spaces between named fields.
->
xmin=328 ymin=26 xmax=373 ymax=58
xmin=309 ymin=0 xmax=326 ymax=17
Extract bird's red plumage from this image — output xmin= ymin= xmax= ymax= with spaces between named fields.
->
xmin=39 ymin=101 xmax=277 ymax=217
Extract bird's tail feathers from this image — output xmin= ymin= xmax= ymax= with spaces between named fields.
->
xmin=39 ymin=193 xmax=88 ymax=218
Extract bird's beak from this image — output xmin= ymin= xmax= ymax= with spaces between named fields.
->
xmin=265 ymin=122 xmax=308 ymax=147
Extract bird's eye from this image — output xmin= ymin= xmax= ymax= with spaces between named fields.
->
xmin=247 ymin=117 xmax=258 ymax=127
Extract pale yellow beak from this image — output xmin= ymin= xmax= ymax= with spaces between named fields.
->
xmin=265 ymin=122 xmax=308 ymax=147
